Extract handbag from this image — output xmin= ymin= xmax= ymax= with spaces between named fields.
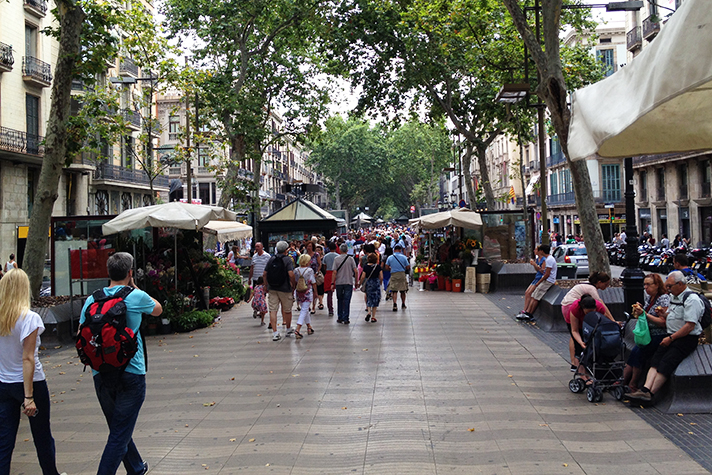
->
xmin=633 ymin=311 xmax=652 ymax=346
xmin=360 ymin=265 xmax=377 ymax=292
xmin=315 ymin=271 xmax=325 ymax=286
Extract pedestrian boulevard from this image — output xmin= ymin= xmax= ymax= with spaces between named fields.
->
xmin=13 ymin=290 xmax=709 ymax=474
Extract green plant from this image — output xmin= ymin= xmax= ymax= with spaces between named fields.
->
xmin=451 ymin=268 xmax=464 ymax=280
xmin=436 ymin=263 xmax=452 ymax=277
xmin=170 ymin=309 xmax=218 ymax=333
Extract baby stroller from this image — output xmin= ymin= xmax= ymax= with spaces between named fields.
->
xmin=568 ymin=311 xmax=627 ymax=402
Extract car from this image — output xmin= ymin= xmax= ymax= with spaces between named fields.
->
xmin=551 ymin=243 xmax=589 ymax=278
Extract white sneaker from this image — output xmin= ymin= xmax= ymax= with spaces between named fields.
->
xmin=272 ymin=333 xmax=281 ymax=341
xmin=286 ymin=328 xmax=294 ymax=336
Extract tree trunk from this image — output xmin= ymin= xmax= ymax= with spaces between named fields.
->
xmin=25 ymin=0 xmax=85 ymax=299
xmin=462 ymin=143 xmax=475 ymax=209
xmin=334 ymin=180 xmax=341 ymax=210
xmin=475 ymin=145 xmax=496 ymax=210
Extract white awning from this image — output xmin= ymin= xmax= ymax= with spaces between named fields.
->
xmin=525 ymin=174 xmax=540 ymax=195
xmin=568 ymin=0 xmax=712 ymax=160
xmin=202 ymin=221 xmax=253 ymax=243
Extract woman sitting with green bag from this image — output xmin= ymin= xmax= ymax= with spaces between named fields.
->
xmin=623 ymin=274 xmax=670 ymax=393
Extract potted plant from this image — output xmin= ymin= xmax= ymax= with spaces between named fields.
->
xmin=451 ymin=267 xmax=465 ymax=292
xmin=435 ymin=263 xmax=451 ymax=291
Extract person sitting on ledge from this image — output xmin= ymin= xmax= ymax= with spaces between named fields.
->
xmin=627 ymin=270 xmax=703 ymax=404
xmin=516 ymin=244 xmax=557 ymax=322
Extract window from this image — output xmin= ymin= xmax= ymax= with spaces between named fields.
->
xmin=597 ymin=49 xmax=615 ymax=77
xmin=122 ymin=135 xmax=134 ymax=168
xmin=561 ymin=169 xmax=572 ymax=194
xmin=168 ymin=115 xmax=179 ymax=141
xmin=550 ymin=172 xmax=559 ymax=196
xmin=26 ymin=95 xmax=40 ymax=154
xmin=678 ymin=164 xmax=688 ymax=198
xmin=649 ymin=0 xmax=658 ymax=16
xmin=656 ymin=167 xmax=665 ymax=200
xmin=25 ymin=25 xmax=37 ymax=57
xmin=701 ymin=160 xmax=711 ymax=198
xmin=601 ymin=164 xmax=621 ymax=202
xmin=198 ymin=147 xmax=209 ymax=167
xmin=640 ymin=170 xmax=648 ymax=201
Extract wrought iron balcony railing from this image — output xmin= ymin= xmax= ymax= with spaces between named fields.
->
xmin=546 ymin=151 xmax=566 ymax=168
xmin=642 ymin=15 xmax=661 ymax=40
xmin=0 ymin=127 xmax=44 ymax=155
xmin=23 ymin=0 xmax=47 ymax=16
xmin=122 ymin=109 xmax=141 ymax=129
xmin=627 ymin=26 xmax=642 ymax=51
xmin=0 ymin=43 xmax=13 ymax=72
xmin=94 ymin=161 xmax=168 ymax=188
xmin=22 ymin=56 xmax=52 ymax=86
xmin=119 ymin=57 xmax=139 ymax=77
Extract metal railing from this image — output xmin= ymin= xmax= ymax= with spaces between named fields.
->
xmin=546 ymin=188 xmax=623 ymax=206
xmin=119 ymin=57 xmax=138 ymax=77
xmin=23 ymin=0 xmax=47 ymax=14
xmin=122 ymin=109 xmax=141 ymax=129
xmin=702 ymin=183 xmax=711 ymax=198
xmin=0 ymin=43 xmax=13 ymax=71
xmin=94 ymin=162 xmax=169 ymax=188
xmin=680 ymin=184 xmax=689 ymax=199
xmin=0 ymin=127 xmax=44 ymax=155
xmin=546 ymin=151 xmax=566 ymax=168
xmin=548 ymin=191 xmax=576 ymax=205
xmin=22 ymin=56 xmax=52 ymax=84
xmin=627 ymin=26 xmax=642 ymax=51
xmin=642 ymin=15 xmax=661 ymax=39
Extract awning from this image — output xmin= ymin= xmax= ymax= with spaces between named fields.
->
xmin=568 ymin=0 xmax=712 ymax=160
xmin=202 ymin=221 xmax=253 ymax=243
xmin=412 ymin=208 xmax=483 ymax=231
xmin=102 ymin=202 xmax=237 ymax=235
xmin=525 ymin=174 xmax=540 ymax=195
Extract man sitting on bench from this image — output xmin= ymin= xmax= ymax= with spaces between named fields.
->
xmin=628 ymin=270 xmax=703 ymax=404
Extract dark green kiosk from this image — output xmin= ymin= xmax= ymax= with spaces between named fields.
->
xmin=259 ymin=198 xmax=339 ymax=253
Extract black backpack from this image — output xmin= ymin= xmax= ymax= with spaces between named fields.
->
xmin=76 ymin=287 xmax=138 ymax=372
xmin=681 ymin=291 xmax=712 ymax=329
xmin=266 ymin=255 xmax=288 ymax=288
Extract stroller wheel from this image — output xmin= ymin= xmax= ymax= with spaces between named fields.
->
xmin=595 ymin=389 xmax=604 ymax=402
xmin=586 ymin=386 xmax=597 ymax=403
xmin=569 ymin=378 xmax=585 ymax=393
xmin=611 ymin=386 xmax=625 ymax=401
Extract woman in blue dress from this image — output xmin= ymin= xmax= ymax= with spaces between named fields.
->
xmin=360 ymin=253 xmax=383 ymax=323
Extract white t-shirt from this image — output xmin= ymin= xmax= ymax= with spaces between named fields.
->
xmin=544 ymin=255 xmax=558 ymax=283
xmin=0 ymin=310 xmax=46 ymax=383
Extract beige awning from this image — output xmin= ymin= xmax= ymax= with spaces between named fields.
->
xmin=568 ymin=0 xmax=712 ymax=160
xmin=413 ymin=208 xmax=483 ymax=231
xmin=102 ymin=202 xmax=237 ymax=235
xmin=202 ymin=221 xmax=252 ymax=243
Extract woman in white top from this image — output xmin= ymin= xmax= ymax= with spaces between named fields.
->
xmin=4 ymin=254 xmax=18 ymax=274
xmin=293 ymin=254 xmax=317 ymax=339
xmin=0 ymin=269 xmax=65 ymax=475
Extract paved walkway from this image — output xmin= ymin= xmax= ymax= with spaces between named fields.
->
xmin=12 ymin=289 xmax=709 ymax=474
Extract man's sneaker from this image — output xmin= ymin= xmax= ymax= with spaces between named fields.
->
xmin=627 ymin=389 xmax=652 ymax=401
xmin=516 ymin=312 xmax=533 ymax=321
xmin=286 ymin=328 xmax=294 ymax=336
xmin=570 ymin=365 xmax=577 ymax=372
xmin=272 ymin=333 xmax=281 ymax=341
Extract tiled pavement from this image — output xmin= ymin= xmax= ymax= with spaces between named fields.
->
xmin=12 ymin=289 xmax=710 ymax=474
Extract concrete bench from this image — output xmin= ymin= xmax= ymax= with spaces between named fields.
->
xmin=490 ymin=262 xmax=537 ymax=292
xmin=534 ymin=286 xmax=627 ymax=333
xmin=654 ymin=344 xmax=712 ymax=414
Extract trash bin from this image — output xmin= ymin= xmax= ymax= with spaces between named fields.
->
xmin=557 ymin=264 xmax=577 ymax=280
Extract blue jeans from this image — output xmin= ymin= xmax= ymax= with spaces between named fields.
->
xmin=0 ymin=379 xmax=59 ymax=475
xmin=335 ymin=284 xmax=353 ymax=323
xmin=93 ymin=372 xmax=146 ymax=475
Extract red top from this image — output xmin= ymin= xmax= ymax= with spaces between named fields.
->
xmin=568 ymin=299 xmax=607 ymax=328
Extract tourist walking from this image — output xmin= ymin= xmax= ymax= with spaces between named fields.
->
xmin=333 ymin=243 xmax=359 ymax=324
xmin=385 ymin=243 xmax=410 ymax=311
xmin=249 ymin=277 xmax=268 ymax=325
xmin=249 ymin=242 xmax=271 ymax=286
xmin=360 ymin=253 xmax=383 ymax=323
xmin=322 ymin=241 xmax=339 ymax=317
xmin=264 ymin=241 xmax=296 ymax=341
xmin=4 ymin=254 xmax=18 ymax=274
xmin=305 ymin=242 xmax=323 ymax=314
xmin=293 ymin=254 xmax=317 ymax=339
xmin=0 ymin=269 xmax=66 ymax=475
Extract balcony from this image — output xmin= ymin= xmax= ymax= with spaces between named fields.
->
xmin=122 ymin=109 xmax=141 ymax=129
xmin=627 ymin=26 xmax=642 ymax=51
xmin=656 ymin=189 xmax=666 ymax=202
xmin=643 ymin=15 xmax=661 ymax=40
xmin=119 ymin=57 xmax=139 ymax=78
xmin=702 ymin=182 xmax=711 ymax=198
xmin=600 ymin=188 xmax=622 ymax=203
xmin=94 ymin=162 xmax=169 ymax=189
xmin=546 ymin=151 xmax=566 ymax=168
xmin=197 ymin=166 xmax=210 ymax=175
xmin=0 ymin=43 xmax=13 ymax=73
xmin=547 ymin=192 xmax=576 ymax=206
xmin=22 ymin=56 xmax=52 ymax=88
xmin=23 ymin=0 xmax=47 ymax=17
xmin=0 ymin=127 xmax=44 ymax=156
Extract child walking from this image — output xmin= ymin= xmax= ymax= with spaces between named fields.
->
xmin=249 ymin=277 xmax=268 ymax=325
xmin=294 ymin=254 xmax=317 ymax=339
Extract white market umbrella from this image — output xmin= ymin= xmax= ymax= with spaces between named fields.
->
xmin=203 ymin=220 xmax=252 ymax=243
xmin=416 ymin=208 xmax=483 ymax=230
xmin=102 ymin=202 xmax=237 ymax=235
xmin=568 ymin=0 xmax=712 ymax=160
xmin=102 ymin=202 xmax=238 ymax=291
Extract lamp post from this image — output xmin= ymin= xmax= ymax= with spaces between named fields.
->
xmin=621 ymin=156 xmax=645 ymax=310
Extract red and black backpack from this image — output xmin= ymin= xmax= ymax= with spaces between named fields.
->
xmin=76 ymin=287 xmax=138 ymax=372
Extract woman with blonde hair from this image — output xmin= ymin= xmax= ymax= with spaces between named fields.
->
xmin=0 ymin=269 xmax=65 ymax=475
xmin=293 ymin=253 xmax=317 ymax=339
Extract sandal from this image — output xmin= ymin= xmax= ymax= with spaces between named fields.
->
xmin=307 ymin=327 xmax=314 ymax=335
xmin=294 ymin=330 xmax=303 ymax=339
xmin=365 ymin=314 xmax=371 ymax=322
xmin=393 ymin=304 xmax=398 ymax=312
xmin=370 ymin=317 xmax=377 ymax=323
xmin=318 ymin=303 xmax=324 ymax=310
xmin=310 ymin=309 xmax=316 ymax=315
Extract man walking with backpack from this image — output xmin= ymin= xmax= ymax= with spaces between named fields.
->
xmin=263 ymin=241 xmax=296 ymax=341
xmin=628 ymin=270 xmax=706 ymax=404
xmin=78 ymin=252 xmax=162 ymax=475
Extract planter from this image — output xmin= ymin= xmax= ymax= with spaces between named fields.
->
xmin=437 ymin=275 xmax=446 ymax=291
xmin=452 ymin=279 xmax=463 ymax=292
xmin=476 ymin=273 xmax=490 ymax=294
xmin=160 ymin=318 xmax=172 ymax=334
xmin=445 ymin=279 xmax=452 ymax=292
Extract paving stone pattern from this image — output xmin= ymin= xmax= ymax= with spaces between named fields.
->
xmin=487 ymin=290 xmax=712 ymax=474
xmin=11 ymin=289 xmax=709 ymax=474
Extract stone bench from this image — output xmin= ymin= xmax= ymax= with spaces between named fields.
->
xmin=534 ymin=285 xmax=627 ymax=333
xmin=33 ymin=299 xmax=86 ymax=344
xmin=654 ymin=344 xmax=712 ymax=414
xmin=490 ymin=262 xmax=537 ymax=292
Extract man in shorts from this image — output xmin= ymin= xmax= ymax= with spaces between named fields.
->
xmin=628 ymin=270 xmax=703 ymax=403
xmin=263 ymin=241 xmax=295 ymax=341
xmin=517 ymin=247 xmax=545 ymax=319
xmin=517 ymin=244 xmax=556 ymax=321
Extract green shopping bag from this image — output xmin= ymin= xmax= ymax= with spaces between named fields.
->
xmin=633 ymin=311 xmax=652 ymax=346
